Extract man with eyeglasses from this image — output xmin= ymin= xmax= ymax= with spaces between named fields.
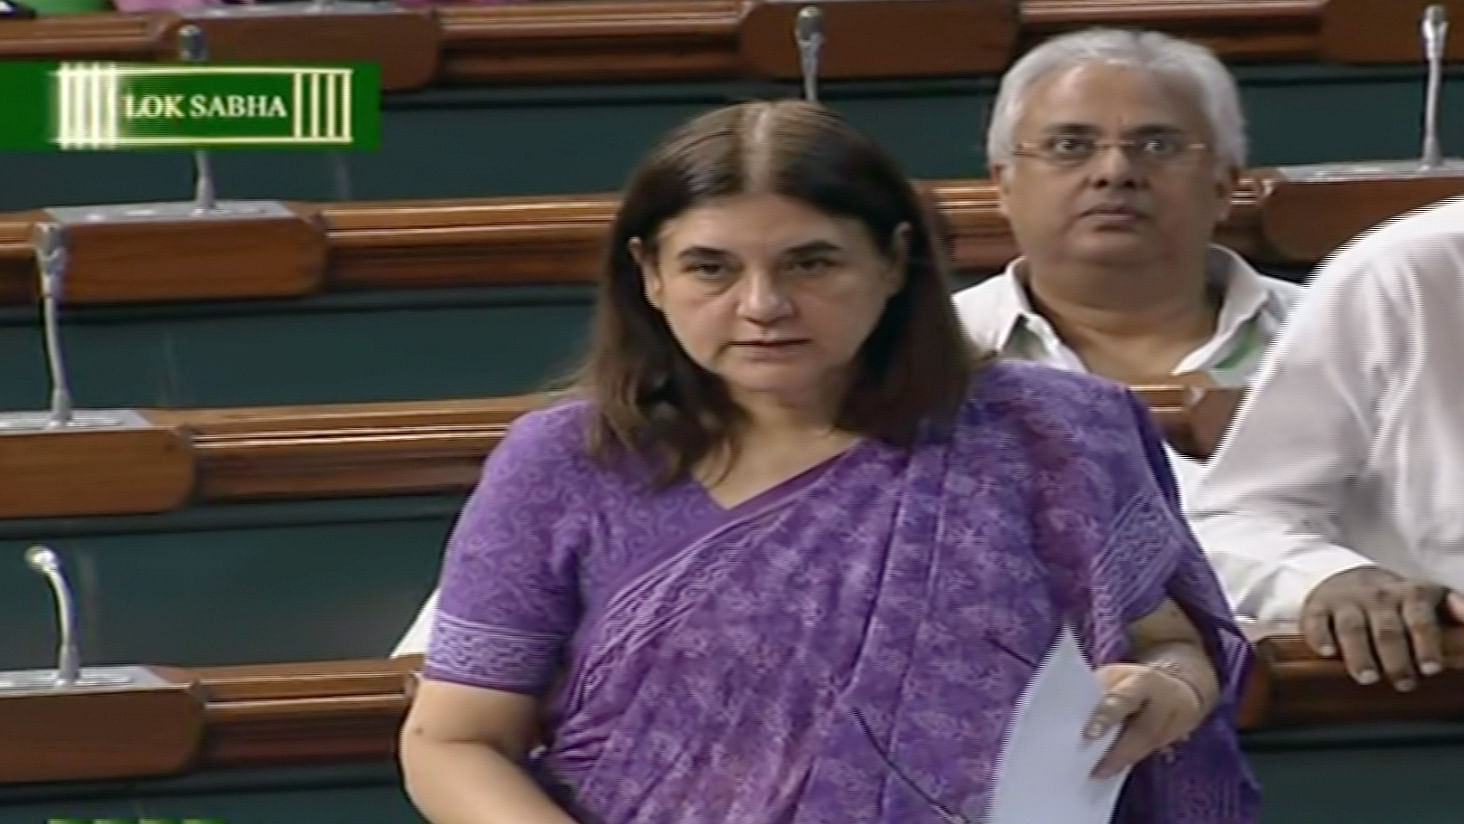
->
xmin=952 ymin=28 xmax=1301 ymax=495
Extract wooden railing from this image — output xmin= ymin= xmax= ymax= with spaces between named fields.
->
xmin=0 ymin=656 xmax=420 ymax=783
xmin=3 ymin=172 xmax=1463 ymax=306
xmin=8 ymin=623 xmax=1464 ymax=784
xmin=6 ymin=171 xmax=1460 ymax=520
xmin=0 ymin=0 xmax=1455 ymax=93
xmin=0 ymin=395 xmax=534 ymax=518
xmin=0 ymin=386 xmax=1236 ymax=520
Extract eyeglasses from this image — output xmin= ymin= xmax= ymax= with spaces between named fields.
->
xmin=1012 ymin=134 xmax=1210 ymax=168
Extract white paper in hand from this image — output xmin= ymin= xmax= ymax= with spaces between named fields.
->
xmin=983 ymin=626 xmax=1130 ymax=824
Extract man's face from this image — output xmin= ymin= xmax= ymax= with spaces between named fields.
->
xmin=994 ymin=62 xmax=1237 ymax=270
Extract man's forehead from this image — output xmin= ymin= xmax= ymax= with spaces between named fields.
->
xmin=1035 ymin=121 xmax=1187 ymax=134
xmin=1017 ymin=65 xmax=1205 ymax=130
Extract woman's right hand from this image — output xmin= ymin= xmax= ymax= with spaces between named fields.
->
xmin=1085 ymin=652 xmax=1216 ymax=779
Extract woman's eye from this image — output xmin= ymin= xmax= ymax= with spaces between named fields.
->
xmin=688 ymin=262 xmax=727 ymax=278
xmin=792 ymin=258 xmax=834 ymax=275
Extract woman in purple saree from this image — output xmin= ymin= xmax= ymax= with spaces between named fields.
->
xmin=401 ymin=100 xmax=1260 ymax=824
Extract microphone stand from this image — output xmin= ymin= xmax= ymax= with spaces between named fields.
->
xmin=0 ymin=546 xmax=148 ymax=692
xmin=1421 ymin=4 xmax=1448 ymax=170
xmin=24 ymin=547 xmax=80 ymax=687
xmin=1275 ymin=5 xmax=1464 ymax=181
xmin=796 ymin=6 xmax=824 ymax=104
xmin=34 ymin=224 xmax=73 ymax=431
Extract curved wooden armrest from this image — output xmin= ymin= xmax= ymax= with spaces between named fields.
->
xmin=1240 ymin=623 xmax=1464 ymax=728
xmin=1129 ymin=383 xmax=1245 ymax=461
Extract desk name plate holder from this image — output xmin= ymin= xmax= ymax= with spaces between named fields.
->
xmin=179 ymin=0 xmax=414 ymax=21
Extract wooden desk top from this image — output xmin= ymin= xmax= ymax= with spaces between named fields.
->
xmin=8 ymin=624 xmax=1464 ymax=784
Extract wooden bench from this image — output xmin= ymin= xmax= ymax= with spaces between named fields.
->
xmin=0 ymin=0 xmax=1457 ymax=93
xmin=2 ymin=171 xmax=1461 ymax=306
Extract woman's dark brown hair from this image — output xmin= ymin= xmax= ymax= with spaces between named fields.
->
xmin=574 ymin=100 xmax=985 ymax=483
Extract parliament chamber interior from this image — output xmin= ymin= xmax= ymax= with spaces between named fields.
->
xmin=4 ymin=0 xmax=1464 ymax=822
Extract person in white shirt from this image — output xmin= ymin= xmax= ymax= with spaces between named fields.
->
xmin=952 ymin=28 xmax=1301 ymax=493
xmin=1191 ymin=195 xmax=1464 ymax=694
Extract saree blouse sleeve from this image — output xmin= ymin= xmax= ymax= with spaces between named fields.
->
xmin=423 ymin=403 xmax=591 ymax=695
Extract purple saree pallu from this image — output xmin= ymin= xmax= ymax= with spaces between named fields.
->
xmin=425 ymin=361 xmax=1261 ymax=824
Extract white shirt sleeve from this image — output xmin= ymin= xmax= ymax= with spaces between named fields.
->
xmin=391 ymin=588 xmax=438 ymax=657
xmin=1188 ymin=244 xmax=1408 ymax=623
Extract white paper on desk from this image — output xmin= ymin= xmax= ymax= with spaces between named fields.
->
xmin=983 ymin=626 xmax=1131 ymax=824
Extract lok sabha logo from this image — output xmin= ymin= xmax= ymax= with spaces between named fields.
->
xmin=49 ymin=62 xmax=374 ymax=150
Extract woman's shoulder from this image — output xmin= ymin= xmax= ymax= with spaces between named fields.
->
xmin=503 ymin=395 xmax=593 ymax=440
xmin=488 ymin=395 xmax=667 ymax=493
xmin=483 ymin=396 xmax=600 ymax=480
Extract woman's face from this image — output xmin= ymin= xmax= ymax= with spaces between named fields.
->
xmin=635 ymin=191 xmax=906 ymax=413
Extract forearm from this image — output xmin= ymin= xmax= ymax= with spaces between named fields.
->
xmin=1131 ymin=638 xmax=1220 ymax=713
xmin=1126 ymin=599 xmax=1221 ymax=712
xmin=401 ymin=736 xmax=580 ymax=824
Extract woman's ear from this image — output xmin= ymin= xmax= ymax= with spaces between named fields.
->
xmin=886 ymin=223 xmax=911 ymax=294
xmin=630 ymin=237 xmax=664 ymax=310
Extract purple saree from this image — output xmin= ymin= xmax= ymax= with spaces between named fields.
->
xmin=424 ymin=360 xmax=1260 ymax=824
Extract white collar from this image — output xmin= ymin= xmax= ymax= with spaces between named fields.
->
xmin=990 ymin=245 xmax=1273 ymax=352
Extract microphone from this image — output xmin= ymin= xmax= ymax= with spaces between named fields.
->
xmin=178 ymin=24 xmax=219 ymax=213
xmin=0 ymin=545 xmax=162 ymax=693
xmin=24 ymin=546 xmax=80 ymax=687
xmin=1422 ymin=4 xmax=1448 ymax=169
xmin=796 ymin=5 xmax=824 ymax=104
xmin=33 ymin=223 xmax=73 ymax=430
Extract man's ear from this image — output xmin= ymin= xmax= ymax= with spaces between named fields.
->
xmin=991 ymin=163 xmax=1013 ymax=219
xmin=630 ymin=237 xmax=664 ymax=310
xmin=1213 ymin=164 xmax=1240 ymax=222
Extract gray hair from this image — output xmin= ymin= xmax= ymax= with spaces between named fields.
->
xmin=986 ymin=28 xmax=1247 ymax=172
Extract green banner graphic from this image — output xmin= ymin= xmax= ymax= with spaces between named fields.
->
xmin=0 ymin=61 xmax=379 ymax=151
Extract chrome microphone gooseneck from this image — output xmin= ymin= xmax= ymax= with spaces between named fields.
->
xmin=25 ymin=546 xmax=80 ymax=687
xmin=1422 ymin=4 xmax=1449 ymax=169
xmin=796 ymin=6 xmax=824 ymax=104
xmin=178 ymin=24 xmax=219 ymax=213
xmin=34 ymin=223 xmax=73 ymax=430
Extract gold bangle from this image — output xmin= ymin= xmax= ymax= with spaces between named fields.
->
xmin=1146 ymin=658 xmax=1217 ymax=713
